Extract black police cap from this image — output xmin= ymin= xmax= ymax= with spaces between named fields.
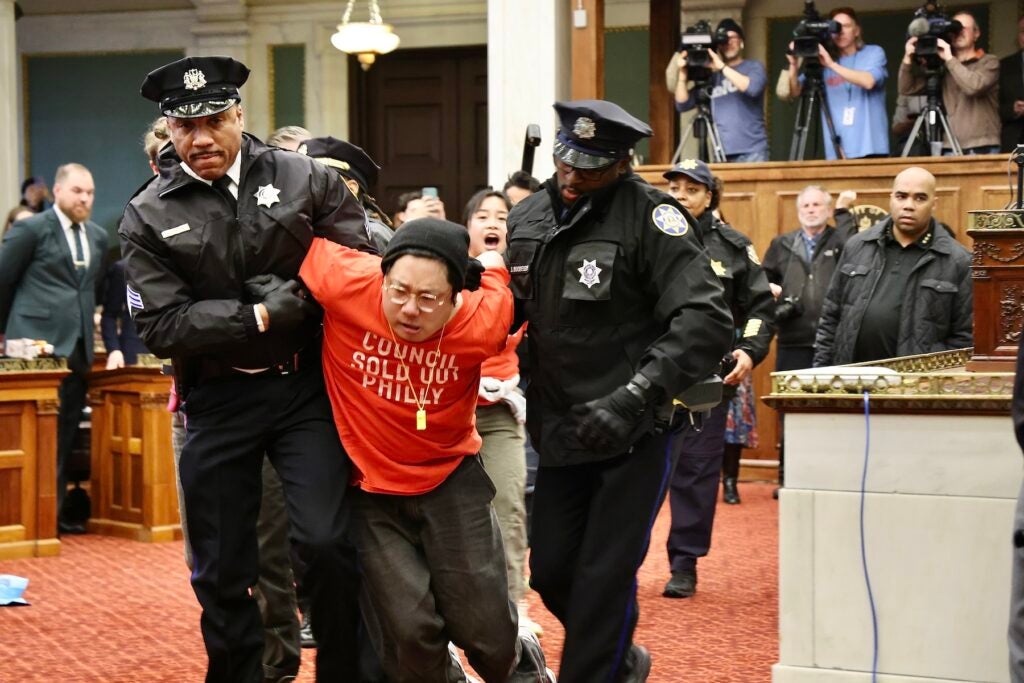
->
xmin=141 ymin=56 xmax=250 ymax=119
xmin=553 ymin=99 xmax=652 ymax=169
xmin=663 ymin=158 xmax=715 ymax=188
xmin=301 ymin=136 xmax=380 ymax=190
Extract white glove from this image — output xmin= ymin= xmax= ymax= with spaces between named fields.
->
xmin=501 ymin=389 xmax=527 ymax=425
xmin=478 ymin=374 xmax=520 ymax=403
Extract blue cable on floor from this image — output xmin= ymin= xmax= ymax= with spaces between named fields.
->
xmin=861 ymin=391 xmax=879 ymax=682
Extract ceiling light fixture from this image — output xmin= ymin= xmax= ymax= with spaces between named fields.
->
xmin=330 ymin=0 xmax=401 ymax=71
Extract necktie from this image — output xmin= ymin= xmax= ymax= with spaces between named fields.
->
xmin=71 ymin=223 xmax=86 ymax=273
xmin=212 ymin=176 xmax=237 ymax=213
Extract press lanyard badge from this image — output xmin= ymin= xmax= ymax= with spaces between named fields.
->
xmin=842 ymin=106 xmax=855 ymax=126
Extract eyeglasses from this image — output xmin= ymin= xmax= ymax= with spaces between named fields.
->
xmin=554 ymin=158 xmax=616 ymax=182
xmin=383 ymin=282 xmax=451 ymax=313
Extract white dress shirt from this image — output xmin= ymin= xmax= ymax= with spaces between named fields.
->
xmin=53 ymin=204 xmax=90 ymax=269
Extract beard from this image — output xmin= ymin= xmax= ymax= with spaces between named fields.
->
xmin=61 ymin=202 xmax=91 ymax=223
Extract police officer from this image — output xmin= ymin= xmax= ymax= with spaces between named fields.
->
xmin=301 ymin=136 xmax=395 ymax=252
xmin=118 ymin=56 xmax=371 ymax=682
xmin=507 ymin=100 xmax=732 ymax=682
xmin=660 ymin=159 xmax=775 ymax=598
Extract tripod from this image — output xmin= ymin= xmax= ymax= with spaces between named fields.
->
xmin=900 ymin=68 xmax=962 ymax=157
xmin=672 ymin=82 xmax=726 ymax=163
xmin=789 ymin=62 xmax=845 ymax=161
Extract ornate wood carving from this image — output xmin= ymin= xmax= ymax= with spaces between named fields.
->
xmin=34 ymin=398 xmax=59 ymax=415
xmin=974 ymin=240 xmax=1024 ymax=264
xmin=1001 ymin=284 xmax=1024 ymax=344
xmin=971 ymin=212 xmax=1024 ymax=230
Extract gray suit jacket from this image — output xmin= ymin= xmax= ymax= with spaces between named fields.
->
xmin=0 ymin=208 xmax=108 ymax=362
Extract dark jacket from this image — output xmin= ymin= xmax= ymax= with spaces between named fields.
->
xmin=0 ymin=208 xmax=109 ymax=362
xmin=761 ymin=209 xmax=857 ymax=349
xmin=1000 ymin=51 xmax=1024 ymax=152
xmin=696 ymin=212 xmax=775 ymax=366
xmin=507 ymin=173 xmax=733 ymax=466
xmin=813 ymin=218 xmax=973 ymax=367
xmin=118 ymin=134 xmax=370 ymax=386
xmin=100 ymin=259 xmax=149 ymax=364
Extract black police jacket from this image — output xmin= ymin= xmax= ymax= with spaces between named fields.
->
xmin=118 ymin=134 xmax=371 ymax=383
xmin=507 ymin=173 xmax=733 ymax=466
xmin=696 ymin=212 xmax=775 ymax=366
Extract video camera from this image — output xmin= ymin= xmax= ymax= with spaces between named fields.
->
xmin=790 ymin=0 xmax=839 ymax=62
xmin=680 ymin=19 xmax=729 ymax=84
xmin=908 ymin=2 xmax=962 ymax=70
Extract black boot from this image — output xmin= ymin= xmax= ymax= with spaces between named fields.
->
xmin=722 ymin=477 xmax=740 ymax=505
xmin=722 ymin=443 xmax=742 ymax=505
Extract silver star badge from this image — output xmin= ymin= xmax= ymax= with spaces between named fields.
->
xmin=183 ymin=68 xmax=207 ymax=91
xmin=578 ymin=259 xmax=602 ymax=289
xmin=573 ymin=117 xmax=597 ymax=139
xmin=254 ymin=184 xmax=281 ymax=208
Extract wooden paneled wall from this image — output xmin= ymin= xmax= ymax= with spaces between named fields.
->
xmin=637 ymin=155 xmax=1012 ymax=474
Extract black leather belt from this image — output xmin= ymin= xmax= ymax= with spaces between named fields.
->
xmin=196 ymin=347 xmax=316 ymax=384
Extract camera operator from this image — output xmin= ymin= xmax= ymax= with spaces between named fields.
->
xmin=666 ymin=19 xmax=769 ymax=162
xmin=899 ymin=10 xmax=999 ymax=155
xmin=998 ymin=16 xmax=1024 ymax=152
xmin=787 ymin=7 xmax=890 ymax=159
xmin=762 ymin=186 xmax=858 ymax=372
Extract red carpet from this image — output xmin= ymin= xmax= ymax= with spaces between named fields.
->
xmin=1 ymin=483 xmax=778 ymax=682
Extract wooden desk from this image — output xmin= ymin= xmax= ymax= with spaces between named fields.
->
xmin=0 ymin=358 xmax=69 ymax=559
xmin=87 ymin=365 xmax=179 ymax=542
xmin=637 ymin=155 xmax=1011 ymax=475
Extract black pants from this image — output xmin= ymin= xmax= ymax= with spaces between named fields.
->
xmin=56 ymin=338 xmax=89 ymax=522
xmin=180 ymin=366 xmax=359 ymax=683
xmin=666 ymin=402 xmax=728 ymax=573
xmin=351 ymin=457 xmax=529 ymax=683
xmin=254 ymin=459 xmax=301 ymax=681
xmin=530 ymin=433 xmax=672 ymax=683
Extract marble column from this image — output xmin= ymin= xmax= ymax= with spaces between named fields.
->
xmin=1 ymin=0 xmax=19 ymax=215
xmin=486 ymin=0 xmax=571 ymax=188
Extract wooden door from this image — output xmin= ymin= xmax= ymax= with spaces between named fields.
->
xmin=349 ymin=46 xmax=488 ymax=220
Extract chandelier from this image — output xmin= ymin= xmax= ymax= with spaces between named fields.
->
xmin=330 ymin=0 xmax=401 ymax=71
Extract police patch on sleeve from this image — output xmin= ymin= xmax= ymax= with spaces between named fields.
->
xmin=126 ymin=284 xmax=144 ymax=317
xmin=746 ymin=244 xmax=761 ymax=265
xmin=652 ymin=204 xmax=688 ymax=237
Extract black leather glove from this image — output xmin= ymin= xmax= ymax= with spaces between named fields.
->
xmin=260 ymin=279 xmax=317 ymax=332
xmin=572 ymin=374 xmax=655 ymax=452
xmin=244 ymin=274 xmax=292 ymax=303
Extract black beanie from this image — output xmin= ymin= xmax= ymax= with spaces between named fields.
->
xmin=381 ymin=218 xmax=478 ymax=292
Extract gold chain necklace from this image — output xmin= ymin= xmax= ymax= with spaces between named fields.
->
xmin=383 ymin=319 xmax=447 ymax=431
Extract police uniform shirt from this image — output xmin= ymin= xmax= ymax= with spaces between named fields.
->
xmin=179 ymin=151 xmax=241 ymax=199
xmin=852 ymin=222 xmax=933 ymax=363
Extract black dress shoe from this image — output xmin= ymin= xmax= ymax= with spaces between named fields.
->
xmin=620 ymin=644 xmax=651 ymax=682
xmin=662 ymin=569 xmax=696 ymax=598
xmin=722 ymin=477 xmax=741 ymax=505
xmin=300 ymin=611 xmax=317 ymax=648
xmin=58 ymin=521 xmax=87 ymax=535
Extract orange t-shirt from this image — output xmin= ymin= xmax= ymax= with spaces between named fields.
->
xmin=477 ymin=324 xmax=525 ymax=407
xmin=300 ymin=238 xmax=513 ymax=495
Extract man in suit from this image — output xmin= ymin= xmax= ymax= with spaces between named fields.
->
xmin=0 ymin=163 xmax=108 ymax=535
xmin=1001 ymin=17 xmax=1024 ymax=152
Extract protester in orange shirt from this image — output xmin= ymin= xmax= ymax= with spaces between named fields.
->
xmin=299 ymin=218 xmax=551 ymax=682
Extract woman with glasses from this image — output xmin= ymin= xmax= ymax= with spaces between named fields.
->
xmin=299 ymin=217 xmax=552 ymax=682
